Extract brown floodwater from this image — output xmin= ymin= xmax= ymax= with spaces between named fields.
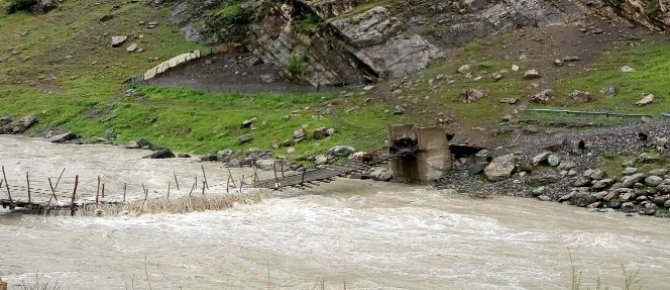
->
xmin=0 ymin=136 xmax=669 ymax=289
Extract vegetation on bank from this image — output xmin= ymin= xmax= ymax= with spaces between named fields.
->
xmin=0 ymin=0 xmax=669 ymax=158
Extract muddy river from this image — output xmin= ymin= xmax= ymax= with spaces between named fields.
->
xmin=0 ymin=136 xmax=668 ymax=289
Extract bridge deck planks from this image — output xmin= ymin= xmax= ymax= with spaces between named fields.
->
xmin=254 ymin=154 xmax=397 ymax=190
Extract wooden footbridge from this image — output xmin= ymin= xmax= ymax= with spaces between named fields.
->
xmin=253 ymin=153 xmax=400 ymax=190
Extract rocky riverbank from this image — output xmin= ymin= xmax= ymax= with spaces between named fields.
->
xmin=437 ymin=120 xmax=670 ymax=217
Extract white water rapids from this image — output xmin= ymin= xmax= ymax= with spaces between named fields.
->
xmin=0 ymin=136 xmax=668 ymax=289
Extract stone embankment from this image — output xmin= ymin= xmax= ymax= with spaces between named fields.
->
xmin=437 ymin=121 xmax=670 ymax=217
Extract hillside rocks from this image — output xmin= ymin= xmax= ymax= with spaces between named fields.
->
xmin=171 ymin=0 xmax=599 ymax=85
xmin=530 ymin=89 xmax=555 ymax=104
xmin=5 ymin=0 xmax=59 ymax=14
xmin=600 ymin=0 xmax=670 ymax=31
xmin=0 ymin=115 xmax=37 ymax=134
xmin=484 ymin=154 xmax=516 ymax=181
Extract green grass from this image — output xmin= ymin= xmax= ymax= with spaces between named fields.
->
xmin=597 ymin=153 xmax=670 ymax=178
xmin=552 ymin=40 xmax=670 ymax=115
xmin=0 ymin=0 xmax=398 ymax=156
xmin=1 ymin=0 xmax=669 ymax=159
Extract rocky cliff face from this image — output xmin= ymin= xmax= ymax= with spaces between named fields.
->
xmin=599 ymin=0 xmax=670 ymax=31
xmin=169 ymin=0 xmax=666 ymax=86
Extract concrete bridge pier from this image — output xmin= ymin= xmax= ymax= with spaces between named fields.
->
xmin=389 ymin=124 xmax=451 ymax=183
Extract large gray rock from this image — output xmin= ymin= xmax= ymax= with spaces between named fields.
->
xmin=649 ymin=169 xmax=668 ymax=176
xmin=530 ymin=89 xmax=555 ymax=104
xmin=369 ymin=168 xmax=393 ymax=182
xmin=621 ymin=173 xmax=646 ymax=188
xmin=622 ymin=167 xmax=638 ymax=175
xmin=547 ymin=154 xmax=561 ymax=167
xmin=216 ymin=149 xmax=235 ymax=162
xmin=657 ymin=184 xmax=670 ymax=195
xmin=571 ymin=192 xmax=598 ymax=207
xmin=48 ymin=132 xmax=78 ymax=143
xmin=329 ymin=145 xmax=356 ymax=158
xmin=143 ymin=148 xmax=175 ymax=159
xmin=111 ymin=36 xmax=128 ymax=47
xmin=484 ymin=154 xmax=516 ymax=182
xmin=592 ymin=179 xmax=615 ymax=190
xmin=645 ymin=176 xmax=663 ymax=187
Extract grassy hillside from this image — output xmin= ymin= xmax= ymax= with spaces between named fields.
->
xmin=0 ymin=0 xmax=668 ymax=157
xmin=0 ymin=0 xmax=401 ymax=156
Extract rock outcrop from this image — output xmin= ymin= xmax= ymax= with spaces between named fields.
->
xmin=170 ymin=0 xmax=595 ymax=86
xmin=599 ymin=0 xmax=670 ymax=31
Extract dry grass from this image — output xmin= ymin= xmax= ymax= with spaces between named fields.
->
xmin=77 ymin=191 xmax=265 ymax=216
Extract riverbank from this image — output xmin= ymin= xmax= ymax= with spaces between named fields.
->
xmin=437 ymin=120 xmax=670 ymax=217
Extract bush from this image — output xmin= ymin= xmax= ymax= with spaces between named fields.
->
xmin=287 ymin=53 xmax=309 ymax=79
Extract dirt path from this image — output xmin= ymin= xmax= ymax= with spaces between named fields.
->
xmin=145 ymin=53 xmax=323 ymax=94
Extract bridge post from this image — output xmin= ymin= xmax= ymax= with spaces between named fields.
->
xmin=389 ymin=124 xmax=451 ymax=183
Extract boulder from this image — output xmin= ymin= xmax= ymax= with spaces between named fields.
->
xmin=111 ymin=36 xmax=128 ymax=47
xmin=457 ymin=89 xmax=486 ymax=103
xmin=126 ymin=43 xmax=138 ymax=53
xmin=635 ymin=94 xmax=654 ymax=106
xmin=620 ymin=65 xmax=635 ymax=73
xmin=126 ymin=141 xmax=141 ymax=149
xmin=592 ymin=179 xmax=615 ymax=190
xmin=600 ymin=85 xmax=617 ymax=97
xmin=570 ymin=191 xmax=598 ymax=207
xmin=48 ymin=132 xmax=78 ymax=143
xmin=369 ymin=168 xmax=393 ymax=181
xmin=590 ymin=169 xmax=606 ymax=180
xmin=645 ymin=176 xmax=663 ymax=187
xmin=216 ymin=149 xmax=235 ymax=162
xmin=329 ymin=145 xmax=356 ymax=158
xmin=547 ymin=154 xmax=561 ymax=167
xmin=457 ymin=64 xmax=470 ymax=74
xmin=523 ymin=69 xmax=541 ymax=79
xmin=484 ymin=154 xmax=516 ymax=182
xmin=620 ymin=202 xmax=635 ymax=212
xmin=314 ymin=154 xmax=329 ymax=165
xmin=30 ymin=0 xmax=59 ymax=13
xmin=11 ymin=115 xmax=37 ymax=134
xmin=240 ymin=118 xmax=255 ymax=129
xmin=557 ymin=160 xmax=576 ymax=170
xmin=649 ymin=169 xmax=669 ymax=176
xmin=622 ymin=167 xmax=638 ymax=175
xmin=532 ymin=151 xmax=551 ymax=165
xmin=293 ymin=127 xmax=307 ymax=140
xmin=569 ymin=90 xmax=592 ymax=103
xmin=530 ymin=89 xmax=555 ymax=104
xmin=559 ymin=192 xmax=575 ymax=202
xmin=491 ymin=72 xmax=503 ymax=81
xmin=143 ymin=148 xmax=175 ymax=159
xmin=657 ymin=184 xmax=670 ymax=195
xmin=312 ymin=127 xmax=329 ymax=139
xmin=573 ymin=176 xmax=591 ymax=187
xmin=621 ymin=173 xmax=646 ymax=188
xmin=653 ymin=195 xmax=669 ymax=206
